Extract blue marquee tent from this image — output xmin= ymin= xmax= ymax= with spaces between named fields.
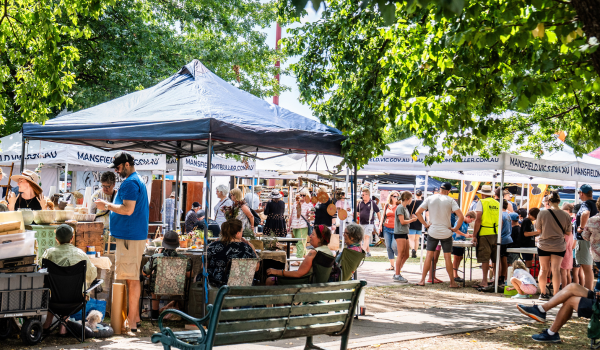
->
xmin=22 ymin=60 xmax=345 ymax=158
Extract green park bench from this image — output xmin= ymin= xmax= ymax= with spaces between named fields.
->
xmin=151 ymin=280 xmax=367 ymax=350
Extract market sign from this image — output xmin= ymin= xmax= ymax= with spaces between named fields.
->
xmin=166 ymin=155 xmax=257 ymax=176
xmin=504 ymin=154 xmax=600 ymax=182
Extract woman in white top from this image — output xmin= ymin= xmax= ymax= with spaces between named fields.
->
xmin=213 ymin=184 xmax=233 ymax=227
xmin=228 ymin=188 xmax=254 ymax=231
xmin=288 ymin=188 xmax=314 ymax=261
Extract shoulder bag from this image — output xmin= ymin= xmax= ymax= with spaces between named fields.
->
xmin=547 ymin=209 xmax=567 ymax=234
xmin=300 ymin=206 xmax=314 ymax=237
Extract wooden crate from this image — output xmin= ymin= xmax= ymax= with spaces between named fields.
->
xmin=67 ymin=222 xmax=105 ymax=255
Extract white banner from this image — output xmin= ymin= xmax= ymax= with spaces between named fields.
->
xmin=167 ymin=155 xmax=257 ymax=177
xmin=504 ymin=153 xmax=600 ymax=183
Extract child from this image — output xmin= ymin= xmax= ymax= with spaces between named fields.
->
xmin=451 ymin=211 xmax=475 ymax=282
xmin=508 ymin=260 xmax=537 ymax=299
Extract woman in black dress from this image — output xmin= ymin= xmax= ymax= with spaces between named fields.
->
xmin=263 ymin=189 xmax=287 ymax=237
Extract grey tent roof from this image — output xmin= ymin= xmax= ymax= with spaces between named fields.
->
xmin=23 ymin=60 xmax=345 ymax=158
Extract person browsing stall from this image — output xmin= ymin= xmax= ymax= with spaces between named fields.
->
xmin=451 ymin=211 xmax=476 ymax=283
xmin=90 ymin=171 xmax=117 ymax=243
xmin=184 ymin=202 xmax=204 ymax=233
xmin=574 ymin=184 xmax=597 ymax=290
xmin=379 ymin=190 xmax=399 ymax=271
xmin=95 ymin=152 xmax=148 ymax=333
xmin=406 ymin=190 xmax=424 ymax=258
xmin=393 ymin=191 xmax=418 ymax=283
xmin=214 ymin=185 xmax=233 ymax=227
xmin=472 ymin=184 xmax=499 ymax=289
xmin=414 ymin=182 xmax=463 ymax=288
xmin=357 ymin=188 xmax=381 ymax=257
xmin=7 ymin=170 xmax=47 ymax=211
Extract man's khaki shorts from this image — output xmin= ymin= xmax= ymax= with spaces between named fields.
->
xmin=115 ymin=238 xmax=145 ymax=280
xmin=477 ymin=234 xmax=498 ymax=264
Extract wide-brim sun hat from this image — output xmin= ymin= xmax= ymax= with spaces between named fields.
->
xmin=477 ymin=185 xmax=495 ymax=196
xmin=11 ymin=170 xmax=42 ymax=194
xmin=270 ymin=189 xmax=282 ymax=199
xmin=162 ymin=230 xmax=180 ymax=249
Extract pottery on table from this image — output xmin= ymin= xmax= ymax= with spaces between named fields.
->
xmin=54 ymin=210 xmax=75 ymax=223
xmin=33 ymin=210 xmax=56 ymax=225
xmin=18 ymin=208 xmax=34 ymax=225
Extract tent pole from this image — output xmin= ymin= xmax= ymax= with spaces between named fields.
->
xmin=527 ymin=179 xmax=531 ymax=211
xmin=420 ymin=171 xmax=429 ymax=272
xmin=575 ymin=181 xmax=579 ymax=205
xmin=203 ymin=134 xmax=213 ymax=306
xmin=20 ymin=135 xmax=26 ymax=173
xmin=175 ymin=150 xmax=181 ymax=231
xmin=353 ymin=165 xmax=358 ymax=222
xmin=64 ymin=163 xmax=69 ymax=193
xmin=494 ymin=156 xmax=506 ymax=293
xmin=520 ymin=183 xmax=525 ymax=208
xmin=162 ymin=170 xmax=167 ymax=231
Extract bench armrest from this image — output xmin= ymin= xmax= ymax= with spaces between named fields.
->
xmin=157 ymin=308 xmax=212 ymax=335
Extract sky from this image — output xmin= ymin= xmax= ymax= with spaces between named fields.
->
xmin=259 ymin=2 xmax=324 ymax=122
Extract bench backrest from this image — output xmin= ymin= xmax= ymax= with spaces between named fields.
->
xmin=206 ymin=280 xmax=366 ymax=347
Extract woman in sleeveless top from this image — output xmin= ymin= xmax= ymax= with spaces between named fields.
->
xmin=228 ymin=188 xmax=254 ymax=231
xmin=266 ymin=225 xmax=333 ymax=285
xmin=7 ymin=170 xmax=46 ymax=211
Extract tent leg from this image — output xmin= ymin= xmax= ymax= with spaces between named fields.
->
xmin=162 ymin=170 xmax=167 ymax=231
xmin=64 ymin=163 xmax=69 ymax=193
xmin=203 ymin=134 xmax=213 ymax=305
xmin=175 ymin=152 xmax=181 ymax=231
xmin=352 ymin=166 xmax=358 ymax=222
xmin=494 ymin=163 xmax=505 ymax=293
xmin=420 ymin=171 xmax=429 ymax=272
xmin=520 ymin=183 xmax=525 ymax=208
xmin=20 ymin=135 xmax=26 ymax=173
xmin=575 ymin=181 xmax=579 ymax=205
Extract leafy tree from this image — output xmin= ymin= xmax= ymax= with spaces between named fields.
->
xmin=282 ymin=0 xmax=600 ymax=168
xmin=1 ymin=0 xmax=283 ymax=138
xmin=0 ymin=0 xmax=107 ymax=138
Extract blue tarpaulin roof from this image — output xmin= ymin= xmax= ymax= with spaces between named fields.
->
xmin=23 ymin=60 xmax=345 ymax=157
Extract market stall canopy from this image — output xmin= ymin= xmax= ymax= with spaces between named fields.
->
xmin=377 ymin=175 xmax=452 ymax=191
xmin=22 ymin=60 xmax=345 ymax=157
xmin=361 ymin=136 xmax=600 ymax=185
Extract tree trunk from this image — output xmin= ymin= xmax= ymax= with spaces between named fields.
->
xmin=571 ymin=0 xmax=600 ymax=76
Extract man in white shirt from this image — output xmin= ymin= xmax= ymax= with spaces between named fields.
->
xmin=243 ymin=185 xmax=263 ymax=213
xmin=415 ymin=182 xmax=464 ymax=287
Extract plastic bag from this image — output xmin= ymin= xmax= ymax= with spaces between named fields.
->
xmin=70 ymin=299 xmax=107 ymax=321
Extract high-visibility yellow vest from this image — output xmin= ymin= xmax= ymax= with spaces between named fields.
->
xmin=479 ymin=197 xmax=500 ymax=236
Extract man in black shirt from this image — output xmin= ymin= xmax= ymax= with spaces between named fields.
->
xmin=519 ymin=208 xmax=540 ymax=268
xmin=406 ymin=190 xmax=424 ymax=258
xmin=184 ymin=202 xmax=204 ymax=233
xmin=574 ymin=184 xmax=597 ymax=290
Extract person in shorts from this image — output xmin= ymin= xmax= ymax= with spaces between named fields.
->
xmin=517 ymin=283 xmax=599 ymax=343
xmin=95 ymin=151 xmax=149 ymax=333
xmin=451 ymin=211 xmax=475 ymax=283
xmin=414 ymin=182 xmax=463 ymax=288
xmin=473 ymin=185 xmax=499 ymax=288
xmin=356 ymin=188 xmax=381 ymax=257
xmin=574 ymin=184 xmax=597 ymax=290
xmin=406 ymin=190 xmax=424 ymax=258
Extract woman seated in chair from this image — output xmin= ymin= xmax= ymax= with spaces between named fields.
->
xmin=266 ymin=225 xmax=333 ymax=285
xmin=142 ymin=230 xmax=191 ymax=320
xmin=206 ymin=218 xmax=258 ymax=287
xmin=334 ymin=223 xmax=366 ymax=281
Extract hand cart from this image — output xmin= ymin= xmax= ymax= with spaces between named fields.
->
xmin=0 ymin=257 xmax=49 ymax=345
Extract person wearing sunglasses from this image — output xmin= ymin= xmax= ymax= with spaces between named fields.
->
xmin=90 ymin=171 xmax=118 ymax=244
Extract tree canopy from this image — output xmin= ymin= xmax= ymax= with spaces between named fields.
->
xmin=281 ymin=0 xmax=600 ymax=168
xmin=1 ymin=0 xmax=283 ymax=138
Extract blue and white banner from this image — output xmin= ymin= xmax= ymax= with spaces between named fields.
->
xmin=504 ymin=153 xmax=600 ymax=183
xmin=166 ymin=155 xmax=257 ymax=176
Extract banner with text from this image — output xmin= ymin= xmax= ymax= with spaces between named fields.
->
xmin=167 ymin=155 xmax=257 ymax=177
xmin=504 ymin=154 xmax=600 ymax=183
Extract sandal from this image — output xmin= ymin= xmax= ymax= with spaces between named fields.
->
xmin=386 ymin=266 xmax=395 ymax=271
xmin=427 ymin=278 xmax=444 ymax=283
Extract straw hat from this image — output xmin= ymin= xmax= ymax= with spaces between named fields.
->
xmin=11 ymin=170 xmax=42 ymax=194
xmin=270 ymin=189 xmax=282 ymax=199
xmin=477 ymin=185 xmax=494 ymax=196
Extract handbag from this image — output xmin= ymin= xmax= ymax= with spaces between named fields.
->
xmin=250 ymin=208 xmax=261 ymax=227
xmin=301 ymin=214 xmax=313 ymax=237
xmin=379 ymin=204 xmax=389 ymax=238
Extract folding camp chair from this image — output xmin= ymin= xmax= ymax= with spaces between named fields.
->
xmin=42 ymin=259 xmax=102 ymax=343
xmin=207 ymin=258 xmax=260 ymax=304
xmin=311 ymin=251 xmax=335 ymax=283
xmin=140 ymin=256 xmax=191 ymax=322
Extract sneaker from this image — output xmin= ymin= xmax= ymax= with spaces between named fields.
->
xmin=511 ymin=294 xmax=529 ymax=299
xmin=411 ymin=249 xmax=417 ymax=258
xmin=532 ymin=329 xmax=561 ymax=343
xmin=393 ymin=275 xmax=408 ymax=283
xmin=366 ymin=252 xmax=372 ymax=257
xmin=517 ymin=304 xmax=546 ymax=323
xmin=454 ymin=277 xmax=465 ymax=283
xmin=538 ymin=293 xmax=550 ymax=301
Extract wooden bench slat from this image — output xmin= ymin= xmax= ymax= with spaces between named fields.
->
xmin=216 ymin=312 xmax=348 ymax=333
xmin=226 ymin=281 xmax=361 ymax=296
xmin=222 ymin=290 xmax=355 ymax=308
xmin=218 ymin=301 xmax=352 ymax=321
xmin=213 ymin=322 xmax=345 ymax=346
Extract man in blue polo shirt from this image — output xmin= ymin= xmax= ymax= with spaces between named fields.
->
xmin=95 ymin=151 xmax=148 ymax=333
